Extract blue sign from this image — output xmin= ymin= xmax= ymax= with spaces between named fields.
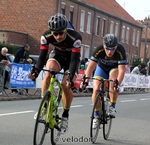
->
xmin=10 ymin=63 xmax=35 ymax=88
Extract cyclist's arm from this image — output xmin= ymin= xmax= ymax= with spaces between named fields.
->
xmin=36 ymin=49 xmax=48 ymax=71
xmin=69 ymin=48 xmax=80 ymax=81
xmin=85 ymin=60 xmax=97 ymax=80
xmin=117 ymin=64 xmax=126 ymax=85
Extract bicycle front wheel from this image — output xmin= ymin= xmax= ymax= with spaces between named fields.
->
xmin=103 ymin=94 xmax=112 ymax=140
xmin=33 ymin=91 xmax=50 ymax=145
xmin=90 ymin=94 xmax=102 ymax=143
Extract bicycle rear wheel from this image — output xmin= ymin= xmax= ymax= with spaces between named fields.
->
xmin=103 ymin=93 xmax=112 ymax=140
xmin=51 ymin=81 xmax=63 ymax=145
xmin=90 ymin=94 xmax=102 ymax=143
xmin=33 ymin=91 xmax=50 ymax=145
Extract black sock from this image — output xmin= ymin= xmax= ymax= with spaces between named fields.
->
xmin=62 ymin=109 xmax=69 ymax=118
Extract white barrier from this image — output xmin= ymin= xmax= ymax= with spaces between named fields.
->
xmin=35 ymin=70 xmax=150 ymax=94
xmin=122 ymin=74 xmax=150 ymax=88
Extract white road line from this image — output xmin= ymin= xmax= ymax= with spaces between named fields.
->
xmin=140 ymin=98 xmax=150 ymax=101
xmin=71 ymin=105 xmax=83 ymax=108
xmin=120 ymin=100 xmax=137 ymax=103
xmin=0 ymin=110 xmax=35 ymax=117
xmin=59 ymin=105 xmax=83 ymax=109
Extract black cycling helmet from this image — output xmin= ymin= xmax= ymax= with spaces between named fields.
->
xmin=103 ymin=34 xmax=118 ymax=50
xmin=48 ymin=13 xmax=68 ymax=32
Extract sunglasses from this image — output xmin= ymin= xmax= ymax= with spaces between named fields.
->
xmin=104 ymin=44 xmax=117 ymax=50
xmin=52 ymin=29 xmax=66 ymax=36
xmin=105 ymin=47 xmax=116 ymax=50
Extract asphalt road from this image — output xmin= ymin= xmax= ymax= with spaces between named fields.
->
xmin=0 ymin=93 xmax=150 ymax=145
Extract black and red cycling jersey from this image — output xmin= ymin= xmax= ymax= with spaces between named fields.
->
xmin=91 ymin=43 xmax=127 ymax=71
xmin=36 ymin=28 xmax=82 ymax=80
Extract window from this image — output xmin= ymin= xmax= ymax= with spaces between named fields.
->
xmin=69 ymin=6 xmax=74 ymax=24
xmin=132 ymin=29 xmax=136 ymax=46
xmin=121 ymin=25 xmax=125 ymax=43
xmin=80 ymin=10 xmax=85 ymax=32
xmin=115 ymin=23 xmax=119 ymax=37
xmin=96 ymin=17 xmax=100 ymax=35
xmin=136 ymin=31 xmax=140 ymax=47
xmin=101 ymin=19 xmax=106 ymax=37
xmin=0 ymin=32 xmax=6 ymax=44
xmin=86 ymin=12 xmax=91 ymax=34
xmin=61 ymin=2 xmax=66 ymax=15
xmin=80 ymin=45 xmax=90 ymax=59
xmin=110 ymin=21 xmax=114 ymax=34
xmin=126 ymin=27 xmax=130 ymax=44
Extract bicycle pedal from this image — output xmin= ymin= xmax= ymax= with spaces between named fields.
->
xmin=54 ymin=125 xmax=61 ymax=131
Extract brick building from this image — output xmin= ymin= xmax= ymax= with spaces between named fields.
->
xmin=0 ymin=0 xmax=143 ymax=63
xmin=140 ymin=17 xmax=150 ymax=61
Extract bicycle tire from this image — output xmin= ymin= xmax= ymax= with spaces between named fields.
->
xmin=51 ymin=80 xmax=63 ymax=145
xmin=33 ymin=91 xmax=51 ymax=145
xmin=103 ymin=92 xmax=112 ymax=140
xmin=90 ymin=93 xmax=102 ymax=143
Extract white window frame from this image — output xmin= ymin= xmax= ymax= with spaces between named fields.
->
xmin=110 ymin=21 xmax=114 ymax=34
xmin=132 ymin=29 xmax=136 ymax=46
xmin=121 ymin=25 xmax=125 ymax=43
xmin=80 ymin=10 xmax=85 ymax=32
xmin=96 ymin=16 xmax=100 ymax=36
xmin=136 ymin=31 xmax=140 ymax=47
xmin=101 ymin=18 xmax=106 ymax=37
xmin=115 ymin=23 xmax=119 ymax=37
xmin=86 ymin=12 xmax=91 ymax=34
xmin=126 ymin=27 xmax=130 ymax=44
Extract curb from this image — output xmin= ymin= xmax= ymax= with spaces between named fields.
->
xmin=0 ymin=90 xmax=149 ymax=101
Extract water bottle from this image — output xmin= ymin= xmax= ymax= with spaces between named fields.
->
xmin=49 ymin=49 xmax=55 ymax=58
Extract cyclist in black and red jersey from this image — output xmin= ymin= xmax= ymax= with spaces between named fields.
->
xmin=29 ymin=13 xmax=82 ymax=133
xmin=83 ymin=34 xmax=126 ymax=128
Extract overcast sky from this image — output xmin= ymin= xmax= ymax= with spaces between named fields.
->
xmin=116 ymin=0 xmax=150 ymax=20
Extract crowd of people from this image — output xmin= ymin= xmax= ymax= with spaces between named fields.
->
xmin=125 ymin=63 xmax=149 ymax=76
xmin=0 ymin=44 xmax=32 ymax=95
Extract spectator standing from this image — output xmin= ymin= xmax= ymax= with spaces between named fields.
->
xmin=80 ymin=58 xmax=85 ymax=70
xmin=14 ymin=44 xmax=30 ymax=63
xmin=140 ymin=66 xmax=148 ymax=76
xmin=131 ymin=64 xmax=141 ymax=74
xmin=11 ymin=44 xmax=30 ymax=94
xmin=125 ymin=62 xmax=130 ymax=73
xmin=0 ymin=47 xmax=10 ymax=89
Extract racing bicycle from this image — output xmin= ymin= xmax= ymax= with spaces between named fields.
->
xmin=33 ymin=69 xmax=69 ymax=145
xmin=83 ymin=77 xmax=116 ymax=143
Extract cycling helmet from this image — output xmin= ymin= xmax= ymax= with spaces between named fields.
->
xmin=48 ymin=13 xmax=68 ymax=32
xmin=103 ymin=34 xmax=118 ymax=50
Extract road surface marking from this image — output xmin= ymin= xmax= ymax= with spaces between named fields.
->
xmin=120 ymin=100 xmax=137 ymax=103
xmin=140 ymin=98 xmax=150 ymax=101
xmin=0 ymin=110 xmax=35 ymax=117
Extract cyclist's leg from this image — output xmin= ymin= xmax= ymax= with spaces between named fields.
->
xmin=93 ymin=66 xmax=108 ymax=116
xmin=61 ymin=74 xmax=74 ymax=118
xmin=41 ymin=58 xmax=60 ymax=97
xmin=109 ymin=68 xmax=118 ymax=115
xmin=59 ymin=74 xmax=75 ymax=133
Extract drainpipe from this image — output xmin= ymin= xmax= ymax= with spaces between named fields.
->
xmin=91 ymin=10 xmax=96 ymax=55
xmin=57 ymin=0 xmax=60 ymax=12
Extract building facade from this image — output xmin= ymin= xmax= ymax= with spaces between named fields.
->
xmin=0 ymin=0 xmax=143 ymax=64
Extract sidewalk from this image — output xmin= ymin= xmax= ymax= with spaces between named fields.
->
xmin=0 ymin=88 xmax=149 ymax=101
xmin=0 ymin=88 xmax=92 ymax=101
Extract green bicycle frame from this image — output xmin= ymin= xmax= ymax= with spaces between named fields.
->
xmin=44 ymin=75 xmax=62 ymax=129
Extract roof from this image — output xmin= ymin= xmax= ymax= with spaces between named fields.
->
xmin=83 ymin=0 xmax=139 ymax=24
